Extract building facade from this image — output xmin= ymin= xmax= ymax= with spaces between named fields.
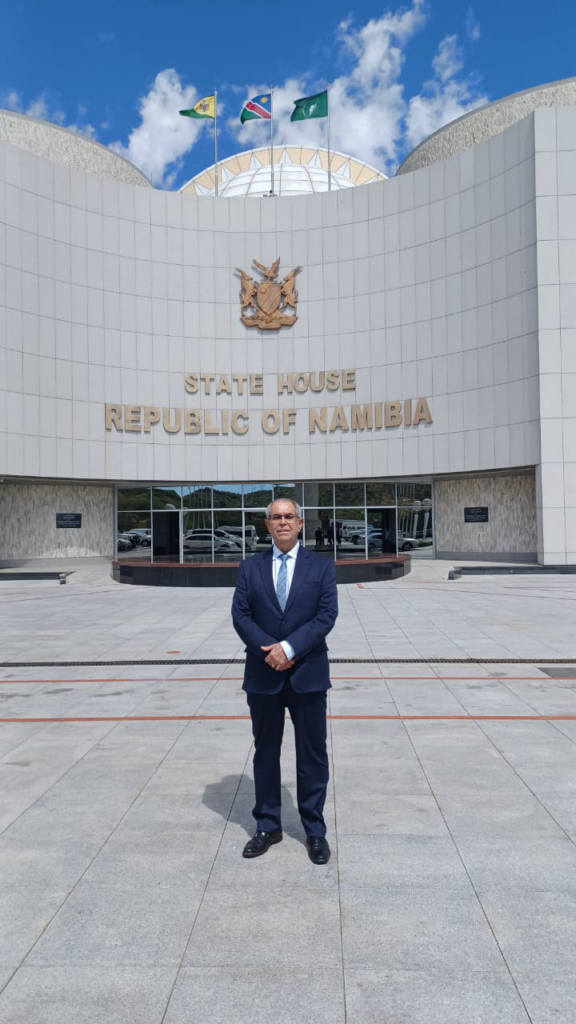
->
xmin=1 ymin=81 xmax=576 ymax=569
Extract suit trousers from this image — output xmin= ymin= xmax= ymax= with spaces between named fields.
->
xmin=246 ymin=679 xmax=329 ymax=837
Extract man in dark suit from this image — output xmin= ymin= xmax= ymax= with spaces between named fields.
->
xmin=232 ymin=498 xmax=338 ymax=864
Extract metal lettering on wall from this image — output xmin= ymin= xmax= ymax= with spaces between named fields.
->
xmin=104 ymin=367 xmax=433 ymax=437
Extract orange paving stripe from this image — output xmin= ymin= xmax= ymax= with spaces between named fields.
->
xmin=1 ymin=714 xmax=576 ymax=723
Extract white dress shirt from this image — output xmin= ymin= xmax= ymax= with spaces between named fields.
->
xmin=272 ymin=541 xmax=300 ymax=661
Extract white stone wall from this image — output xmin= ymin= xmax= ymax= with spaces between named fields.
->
xmin=534 ymin=107 xmax=576 ymax=564
xmin=0 ymin=119 xmax=540 ymax=489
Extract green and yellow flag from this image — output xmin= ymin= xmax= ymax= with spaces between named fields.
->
xmin=290 ymin=90 xmax=328 ymax=121
xmin=180 ymin=95 xmax=215 ymax=120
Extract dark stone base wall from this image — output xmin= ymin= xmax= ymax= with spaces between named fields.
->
xmin=112 ymin=557 xmax=410 ymax=588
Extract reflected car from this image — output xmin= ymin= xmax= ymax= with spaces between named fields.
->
xmin=398 ymin=534 xmax=419 ymax=551
xmin=183 ymin=529 xmax=242 ymax=554
xmin=126 ymin=529 xmax=151 ymax=546
xmin=117 ymin=535 xmax=133 ymax=552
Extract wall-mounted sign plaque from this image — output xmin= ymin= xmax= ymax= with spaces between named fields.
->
xmin=464 ymin=507 xmax=489 ymax=523
xmin=56 ymin=513 xmax=82 ymax=528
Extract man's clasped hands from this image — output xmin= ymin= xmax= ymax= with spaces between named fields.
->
xmin=261 ymin=643 xmax=295 ymax=672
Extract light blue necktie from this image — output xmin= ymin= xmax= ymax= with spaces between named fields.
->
xmin=276 ymin=553 xmax=289 ymax=610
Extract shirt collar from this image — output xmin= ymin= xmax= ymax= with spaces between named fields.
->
xmin=272 ymin=541 xmax=300 ymax=560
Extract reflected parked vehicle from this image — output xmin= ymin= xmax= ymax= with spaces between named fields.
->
xmin=117 ymin=535 xmax=133 ymax=552
xmin=183 ymin=529 xmax=242 ymax=554
xmin=398 ymin=533 xmax=418 ymax=551
xmin=126 ymin=529 xmax=151 ymax=546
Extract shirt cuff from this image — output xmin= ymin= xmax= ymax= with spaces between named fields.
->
xmin=280 ymin=640 xmax=295 ymax=661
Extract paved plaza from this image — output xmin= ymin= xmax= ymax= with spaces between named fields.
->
xmin=1 ymin=562 xmax=576 ymax=1022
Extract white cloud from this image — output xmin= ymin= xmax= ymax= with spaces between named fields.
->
xmin=1 ymin=89 xmax=98 ymax=138
xmin=405 ymin=32 xmax=488 ymax=150
xmin=432 ymin=35 xmax=463 ymax=83
xmin=110 ymin=69 xmax=209 ymax=186
xmin=227 ymin=0 xmax=430 ymax=171
xmin=465 ymin=7 xmax=481 ymax=41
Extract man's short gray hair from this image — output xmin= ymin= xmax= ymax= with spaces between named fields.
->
xmin=265 ymin=498 xmax=302 ymax=519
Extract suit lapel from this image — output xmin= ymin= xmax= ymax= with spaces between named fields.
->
xmin=283 ymin=546 xmax=311 ymax=616
xmin=258 ymin=549 xmax=282 ymax=614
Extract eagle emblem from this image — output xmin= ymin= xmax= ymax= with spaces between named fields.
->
xmin=235 ymin=258 xmax=301 ymax=329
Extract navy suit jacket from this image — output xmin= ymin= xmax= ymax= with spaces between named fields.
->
xmin=231 ymin=546 xmax=338 ymax=694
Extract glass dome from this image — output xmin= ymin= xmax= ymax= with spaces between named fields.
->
xmin=180 ymin=146 xmax=386 ymax=198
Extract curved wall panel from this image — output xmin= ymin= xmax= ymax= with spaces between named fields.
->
xmin=0 ymin=115 xmax=540 ymax=489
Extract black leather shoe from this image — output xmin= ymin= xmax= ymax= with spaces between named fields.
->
xmin=242 ymin=830 xmax=283 ymax=858
xmin=306 ymin=835 xmax=331 ymax=864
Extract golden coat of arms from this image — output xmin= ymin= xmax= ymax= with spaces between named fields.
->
xmin=235 ymin=258 xmax=301 ymax=329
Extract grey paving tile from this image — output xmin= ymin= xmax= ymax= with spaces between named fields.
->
xmin=333 ymin=762 xmax=433 ymax=796
xmin=340 ymin=886 xmax=506 ymax=972
xmin=117 ymin=791 xmax=235 ymax=834
xmin=456 ymin=835 xmax=576 ymax=891
xmin=82 ymin=831 xmax=221 ymax=888
xmin=338 ymin=835 xmax=472 ymax=890
xmin=335 ymin=792 xmax=448 ymax=836
xmin=164 ymin=967 xmax=345 ymax=1024
xmin=513 ymin=971 xmax=576 ymax=1024
xmin=183 ymin=888 xmax=341 ymax=969
xmin=478 ymin=889 xmax=576 ymax=973
xmin=344 ymin=969 xmax=531 ymax=1024
xmin=0 ymin=835 xmax=103 ymax=888
xmin=0 ymin=887 xmax=68 ymax=965
xmin=27 ymin=883 xmax=204 ymax=967
xmin=0 ymin=965 xmax=177 ymax=1024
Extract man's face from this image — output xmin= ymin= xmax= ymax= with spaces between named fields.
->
xmin=265 ymin=500 xmax=303 ymax=551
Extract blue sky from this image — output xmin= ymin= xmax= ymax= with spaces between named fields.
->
xmin=2 ymin=0 xmax=575 ymax=188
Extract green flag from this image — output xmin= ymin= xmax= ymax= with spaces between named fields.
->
xmin=290 ymin=90 xmax=328 ymax=122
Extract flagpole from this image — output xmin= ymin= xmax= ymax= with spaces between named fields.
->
xmin=214 ymin=89 xmax=219 ymax=197
xmin=326 ymin=84 xmax=332 ymax=192
xmin=270 ymin=88 xmax=275 ymax=196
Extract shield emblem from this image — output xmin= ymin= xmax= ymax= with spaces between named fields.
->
xmin=257 ymin=281 xmax=281 ymax=315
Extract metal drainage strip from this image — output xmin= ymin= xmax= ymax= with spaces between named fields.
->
xmin=1 ymin=657 xmax=576 ymax=667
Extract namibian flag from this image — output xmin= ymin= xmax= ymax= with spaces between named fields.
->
xmin=240 ymin=93 xmax=272 ymax=123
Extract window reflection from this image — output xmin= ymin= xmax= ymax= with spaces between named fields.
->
xmin=117 ymin=487 xmax=151 ymax=512
xmin=183 ymin=508 xmax=214 ymax=563
xmin=335 ymin=508 xmax=366 ymax=559
xmin=397 ymin=500 xmax=433 ymax=557
xmin=213 ymin=483 xmax=243 ymax=508
xmin=183 ymin=485 xmax=212 ymax=509
xmin=244 ymin=484 xmax=274 ymax=508
xmin=397 ymin=482 xmax=432 ymax=506
xmin=303 ymin=509 xmax=333 ymax=556
xmin=335 ymin=483 xmax=365 ymax=507
xmin=273 ymin=483 xmax=303 ymax=506
xmin=302 ymin=482 xmax=334 ymax=507
xmin=244 ymin=510 xmax=272 ymax=556
xmin=366 ymin=482 xmax=396 ymax=506
xmin=117 ymin=512 xmax=151 ymax=560
xmin=115 ymin=479 xmax=434 ymax=562
xmin=152 ymin=486 xmax=182 ymax=510
xmin=212 ymin=510 xmax=243 ymax=562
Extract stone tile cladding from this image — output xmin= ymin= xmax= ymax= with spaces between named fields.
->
xmin=0 ymin=482 xmax=114 ymax=561
xmin=434 ymin=473 xmax=537 ymax=556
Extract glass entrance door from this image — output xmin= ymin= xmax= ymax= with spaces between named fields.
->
xmin=366 ymin=508 xmax=397 ymax=554
xmin=152 ymin=510 xmax=180 ymax=562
